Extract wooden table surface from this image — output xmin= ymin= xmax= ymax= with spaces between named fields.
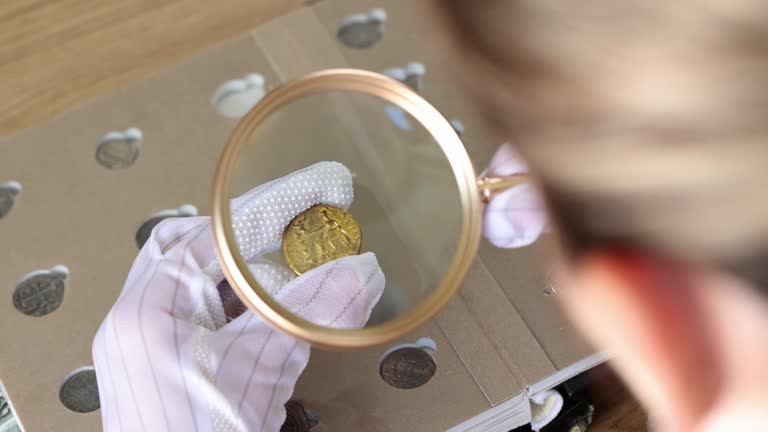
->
xmin=0 ymin=1 xmax=647 ymax=430
xmin=0 ymin=0 xmax=303 ymax=138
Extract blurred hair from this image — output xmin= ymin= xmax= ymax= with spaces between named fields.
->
xmin=432 ymin=0 xmax=768 ymax=286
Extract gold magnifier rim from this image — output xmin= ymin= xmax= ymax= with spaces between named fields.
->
xmin=211 ymin=68 xmax=481 ymax=349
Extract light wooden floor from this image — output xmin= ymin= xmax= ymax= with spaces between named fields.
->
xmin=0 ymin=0 xmax=303 ymax=137
xmin=0 ymin=2 xmax=648 ymax=431
xmin=589 ymin=365 xmax=648 ymax=432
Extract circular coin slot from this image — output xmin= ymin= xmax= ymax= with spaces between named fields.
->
xmin=135 ymin=205 xmax=198 ymax=249
xmin=336 ymin=8 xmax=387 ymax=49
xmin=450 ymin=119 xmax=465 ymax=136
xmin=379 ymin=338 xmax=437 ymax=389
xmin=95 ymin=128 xmax=142 ymax=170
xmin=211 ymin=73 xmax=267 ymax=118
xmin=59 ymin=367 xmax=100 ymax=413
xmin=0 ymin=181 xmax=22 ymax=219
xmin=382 ymin=62 xmax=426 ymax=93
xmin=13 ymin=265 xmax=69 ymax=317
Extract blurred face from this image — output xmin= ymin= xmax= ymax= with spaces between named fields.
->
xmin=557 ymin=249 xmax=768 ymax=431
xmin=431 ymin=1 xmax=768 ymax=430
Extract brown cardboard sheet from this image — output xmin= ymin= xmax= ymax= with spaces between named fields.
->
xmin=252 ymin=8 xmax=348 ymax=79
xmin=436 ymin=293 xmax=523 ymax=405
xmin=0 ymin=4 xmax=594 ymax=431
xmin=478 ymin=240 xmax=595 ymax=370
xmin=0 ymin=35 xmax=274 ymax=431
xmin=0 ymin=20 xmax=493 ymax=432
xmin=296 ymin=321 xmax=490 ymax=432
xmin=312 ymin=0 xmax=499 ymax=169
xmin=456 ymin=260 xmax=557 ymax=388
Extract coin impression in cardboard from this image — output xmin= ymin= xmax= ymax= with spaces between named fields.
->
xmin=450 ymin=119 xmax=465 ymax=137
xmin=13 ymin=265 xmax=69 ymax=317
xmin=382 ymin=62 xmax=426 ymax=93
xmin=0 ymin=181 xmax=22 ymax=219
xmin=382 ymin=63 xmax=426 ymax=130
xmin=135 ymin=204 xmax=198 ymax=249
xmin=59 ymin=367 xmax=100 ymax=413
xmin=379 ymin=337 xmax=437 ymax=389
xmin=336 ymin=8 xmax=387 ymax=49
xmin=211 ymin=73 xmax=267 ymax=119
xmin=95 ymin=128 xmax=142 ymax=170
xmin=384 ymin=104 xmax=412 ymax=131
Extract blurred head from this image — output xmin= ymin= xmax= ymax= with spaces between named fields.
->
xmin=432 ymin=1 xmax=768 ymax=430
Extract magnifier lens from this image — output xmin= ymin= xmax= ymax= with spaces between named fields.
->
xmin=213 ymin=71 xmax=481 ymax=348
xmin=226 ymin=89 xmax=463 ymax=327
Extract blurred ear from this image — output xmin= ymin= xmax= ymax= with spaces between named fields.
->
xmin=559 ymin=249 xmax=722 ymax=432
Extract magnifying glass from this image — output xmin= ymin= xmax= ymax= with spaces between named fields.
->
xmin=211 ymin=69 xmax=527 ymax=349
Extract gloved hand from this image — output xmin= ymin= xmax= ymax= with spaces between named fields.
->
xmin=482 ymin=144 xmax=549 ymax=248
xmin=92 ymin=162 xmax=384 ymax=432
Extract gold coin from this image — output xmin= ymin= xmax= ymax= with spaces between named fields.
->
xmin=282 ymin=204 xmax=362 ymax=275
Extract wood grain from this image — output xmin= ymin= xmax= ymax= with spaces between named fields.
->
xmin=0 ymin=0 xmax=303 ymax=138
xmin=589 ymin=365 xmax=649 ymax=432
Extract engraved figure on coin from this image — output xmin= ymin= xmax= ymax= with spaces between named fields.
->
xmin=318 ymin=207 xmax=355 ymax=253
xmin=283 ymin=205 xmax=362 ymax=275
xmin=295 ymin=207 xmax=352 ymax=265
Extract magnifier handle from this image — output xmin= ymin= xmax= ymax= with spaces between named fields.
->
xmin=477 ymin=174 xmax=530 ymax=203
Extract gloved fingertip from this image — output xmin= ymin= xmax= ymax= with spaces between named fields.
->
xmin=248 ymin=259 xmax=296 ymax=296
xmin=483 ymin=183 xmax=548 ymax=249
xmin=229 ymin=162 xmax=356 ymax=263
xmin=276 ymin=252 xmax=385 ymax=329
xmin=488 ymin=143 xmax=529 ymax=176
xmin=338 ymin=251 xmax=386 ymax=305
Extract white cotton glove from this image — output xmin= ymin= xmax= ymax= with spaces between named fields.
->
xmin=92 ymin=162 xmax=385 ymax=432
xmin=482 ymin=144 xmax=549 ymax=248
